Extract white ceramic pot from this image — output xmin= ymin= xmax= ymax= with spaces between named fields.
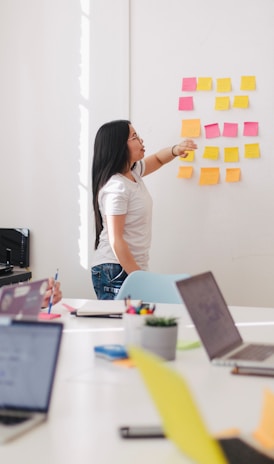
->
xmin=141 ymin=325 xmax=178 ymax=361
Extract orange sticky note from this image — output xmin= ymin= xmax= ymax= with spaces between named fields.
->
xmin=233 ymin=95 xmax=249 ymax=108
xmin=244 ymin=143 xmax=260 ymax=159
xmin=177 ymin=166 xmax=193 ymax=179
xmin=240 ymin=75 xmax=256 ymax=90
xmin=203 ymin=146 xmax=219 ymax=160
xmin=216 ymin=77 xmax=232 ymax=93
xmin=224 ymin=147 xmax=239 ymax=163
xmin=199 ymin=168 xmax=220 ymax=185
xmin=225 ymin=168 xmax=241 ymax=183
xmin=197 ymin=77 xmax=212 ymax=91
xmin=181 ymin=119 xmax=201 ymax=138
xmin=253 ymin=389 xmax=274 ymax=449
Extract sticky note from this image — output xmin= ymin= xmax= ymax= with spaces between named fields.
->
xmin=243 ymin=121 xmax=259 ymax=136
xmin=253 ymin=389 xmax=274 ymax=449
xmin=224 ymin=147 xmax=239 ymax=163
xmin=223 ymin=122 xmax=238 ymax=137
xmin=240 ymin=75 xmax=256 ymax=90
xmin=130 ymin=347 xmax=228 ymax=464
xmin=233 ymin=95 xmax=249 ymax=108
xmin=204 ymin=123 xmax=220 ymax=139
xmin=199 ymin=168 xmax=220 ymax=185
xmin=216 ymin=78 xmax=232 ymax=92
xmin=225 ymin=168 xmax=241 ymax=183
xmin=182 ymin=77 xmax=197 ymax=91
xmin=181 ymin=119 xmax=201 ymax=138
xmin=179 ymin=150 xmax=195 ymax=162
xmin=177 ymin=166 xmax=193 ymax=179
xmin=215 ymin=96 xmax=230 ymax=110
xmin=197 ymin=77 xmax=212 ymax=91
xmin=203 ymin=146 xmax=219 ymax=160
xmin=244 ymin=143 xmax=260 ymax=159
xmin=178 ymin=96 xmax=194 ymax=110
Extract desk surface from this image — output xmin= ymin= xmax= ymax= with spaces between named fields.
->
xmin=2 ymin=299 xmax=274 ymax=464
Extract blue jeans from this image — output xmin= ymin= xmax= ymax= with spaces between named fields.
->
xmin=91 ymin=264 xmax=128 ymax=300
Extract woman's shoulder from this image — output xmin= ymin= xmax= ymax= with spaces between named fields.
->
xmin=100 ymin=174 xmax=127 ymax=194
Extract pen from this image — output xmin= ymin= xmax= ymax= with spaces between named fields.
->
xmin=231 ymin=365 xmax=274 ymax=377
xmin=48 ymin=268 xmax=59 ymax=314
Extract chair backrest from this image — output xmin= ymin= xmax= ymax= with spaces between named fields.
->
xmin=115 ymin=270 xmax=190 ymax=304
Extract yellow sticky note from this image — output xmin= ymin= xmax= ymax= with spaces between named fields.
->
xmin=179 ymin=150 xmax=195 ymax=162
xmin=197 ymin=77 xmax=212 ymax=91
xmin=203 ymin=146 xmax=219 ymax=160
xmin=181 ymin=119 xmax=201 ymax=138
xmin=224 ymin=147 xmax=239 ymax=163
xmin=233 ymin=95 xmax=249 ymax=108
xmin=240 ymin=75 xmax=256 ymax=90
xmin=215 ymin=96 xmax=230 ymax=110
xmin=130 ymin=347 xmax=227 ymax=464
xmin=244 ymin=143 xmax=260 ymax=159
xmin=199 ymin=168 xmax=220 ymax=185
xmin=225 ymin=168 xmax=241 ymax=183
xmin=253 ymin=389 xmax=274 ymax=449
xmin=216 ymin=78 xmax=232 ymax=92
xmin=177 ymin=166 xmax=193 ymax=179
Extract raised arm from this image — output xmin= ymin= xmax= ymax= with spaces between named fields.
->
xmin=143 ymin=139 xmax=197 ymax=176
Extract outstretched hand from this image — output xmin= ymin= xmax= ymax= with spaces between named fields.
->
xmin=173 ymin=139 xmax=197 ymax=158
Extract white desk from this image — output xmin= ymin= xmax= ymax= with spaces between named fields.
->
xmin=2 ymin=300 xmax=274 ymax=464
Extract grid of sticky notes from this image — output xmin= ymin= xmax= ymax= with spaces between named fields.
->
xmin=177 ymin=75 xmax=259 ymax=185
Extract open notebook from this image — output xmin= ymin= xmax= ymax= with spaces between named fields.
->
xmin=0 ymin=318 xmax=63 ymax=443
xmin=130 ymin=347 xmax=274 ymax=464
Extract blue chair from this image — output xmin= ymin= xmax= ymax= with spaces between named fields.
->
xmin=115 ymin=270 xmax=190 ymax=304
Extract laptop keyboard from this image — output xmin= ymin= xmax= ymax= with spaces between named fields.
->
xmin=219 ymin=437 xmax=274 ymax=464
xmin=0 ymin=414 xmax=29 ymax=426
xmin=228 ymin=344 xmax=274 ymax=361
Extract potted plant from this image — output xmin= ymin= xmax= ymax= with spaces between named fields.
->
xmin=140 ymin=316 xmax=178 ymax=361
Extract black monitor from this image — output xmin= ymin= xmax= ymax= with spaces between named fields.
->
xmin=0 ymin=228 xmax=30 ymax=267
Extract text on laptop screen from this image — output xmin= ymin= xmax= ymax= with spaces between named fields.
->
xmin=176 ymin=272 xmax=242 ymax=359
xmin=0 ymin=321 xmax=62 ymax=411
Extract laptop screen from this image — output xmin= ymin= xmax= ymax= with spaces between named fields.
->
xmin=0 ymin=319 xmax=63 ymax=411
xmin=175 ymin=272 xmax=243 ymax=359
xmin=0 ymin=279 xmax=48 ymax=318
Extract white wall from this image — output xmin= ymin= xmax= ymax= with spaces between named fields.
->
xmin=0 ymin=0 xmax=129 ymax=299
xmin=0 ymin=0 xmax=274 ymax=306
xmin=130 ymin=0 xmax=274 ymax=307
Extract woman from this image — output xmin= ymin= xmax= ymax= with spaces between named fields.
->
xmin=91 ymin=120 xmax=197 ymax=300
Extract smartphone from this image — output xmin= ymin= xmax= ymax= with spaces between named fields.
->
xmin=119 ymin=425 xmax=165 ymax=439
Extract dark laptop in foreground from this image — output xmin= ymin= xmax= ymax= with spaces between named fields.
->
xmin=175 ymin=271 xmax=274 ymax=368
xmin=0 ymin=318 xmax=63 ymax=443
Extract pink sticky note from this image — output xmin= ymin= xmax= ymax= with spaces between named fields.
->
xmin=39 ymin=313 xmax=61 ymax=320
xmin=182 ymin=77 xmax=197 ymax=91
xmin=243 ymin=121 xmax=259 ymax=136
xmin=204 ymin=123 xmax=220 ymax=139
xmin=178 ymin=96 xmax=194 ymax=110
xmin=223 ymin=122 xmax=238 ymax=137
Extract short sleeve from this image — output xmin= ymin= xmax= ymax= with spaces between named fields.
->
xmin=99 ymin=177 xmax=129 ymax=216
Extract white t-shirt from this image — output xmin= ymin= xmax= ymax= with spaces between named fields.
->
xmin=92 ymin=160 xmax=152 ymax=270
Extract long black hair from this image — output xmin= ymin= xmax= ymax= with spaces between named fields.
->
xmin=92 ymin=119 xmax=131 ymax=249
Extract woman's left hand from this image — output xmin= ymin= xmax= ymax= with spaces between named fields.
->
xmin=173 ymin=139 xmax=197 ymax=158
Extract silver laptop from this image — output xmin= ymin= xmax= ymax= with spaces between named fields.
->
xmin=0 ymin=318 xmax=63 ymax=443
xmin=175 ymin=271 xmax=274 ymax=368
xmin=0 ymin=279 xmax=48 ymax=319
